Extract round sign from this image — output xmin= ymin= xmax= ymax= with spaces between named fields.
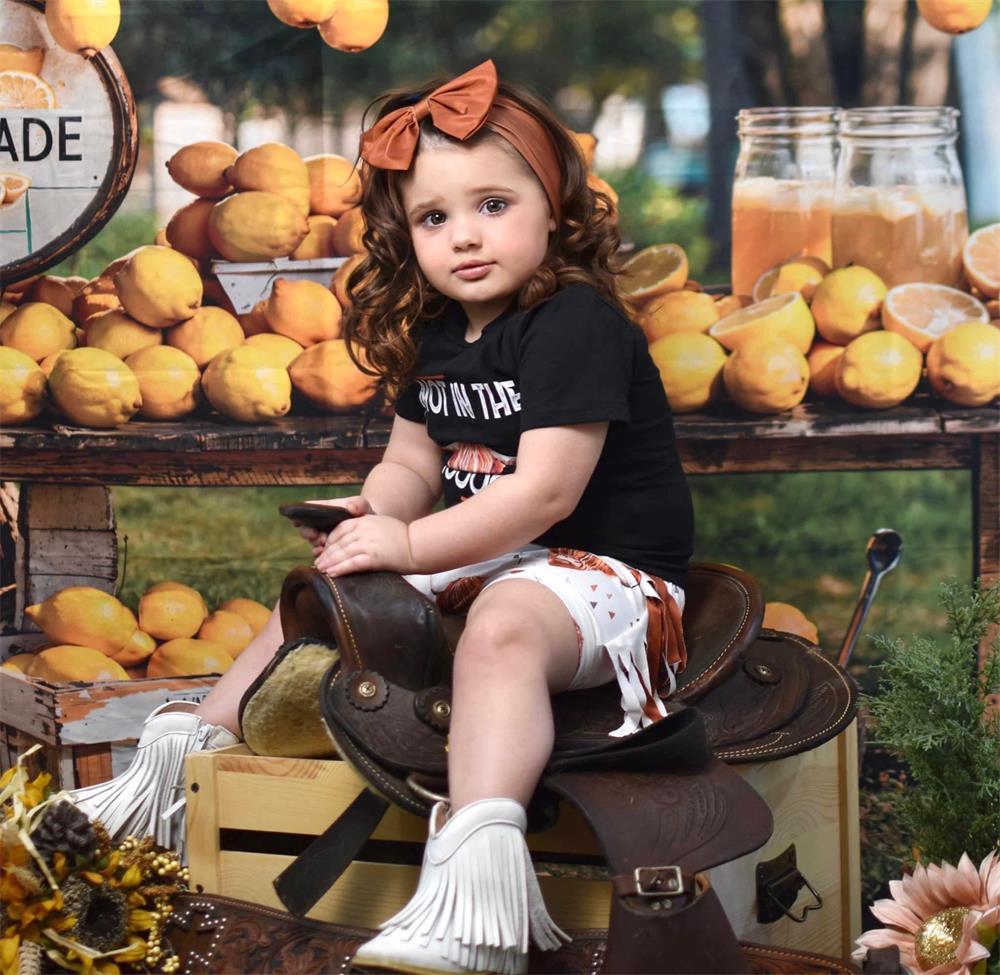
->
xmin=0 ymin=0 xmax=137 ymax=284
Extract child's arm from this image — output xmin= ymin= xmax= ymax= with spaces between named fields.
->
xmin=407 ymin=421 xmax=608 ymax=573
xmin=360 ymin=414 xmax=443 ymax=524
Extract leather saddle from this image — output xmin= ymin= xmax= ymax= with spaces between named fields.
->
xmin=238 ymin=561 xmax=857 ymax=974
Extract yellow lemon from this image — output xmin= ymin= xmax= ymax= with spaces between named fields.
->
xmin=39 ymin=350 xmax=66 ymax=378
xmin=0 ymin=70 xmax=56 ymax=108
xmin=267 ymin=0 xmax=338 ymax=26
xmin=48 ymin=347 xmax=141 ymax=427
xmin=647 ymin=333 xmax=727 ymax=413
xmin=806 ymin=341 xmax=846 ymax=398
xmin=244 ymin=332 xmax=305 ymax=368
xmin=264 ymin=278 xmax=342 ymax=345
xmin=125 ymin=345 xmax=201 ymax=420
xmin=318 ymin=0 xmax=389 ymax=51
xmin=28 ymin=645 xmax=129 ymax=683
xmin=291 ymin=214 xmax=339 ymax=260
xmin=926 ymin=321 xmax=1000 ymax=407
xmin=289 ymin=338 xmax=379 ymax=412
xmin=165 ymin=198 xmax=218 ymax=260
xmin=752 ymin=256 xmax=830 ymax=303
xmin=208 ymin=191 xmax=310 ymax=262
xmin=202 ymin=345 xmax=292 ymax=422
xmin=45 ymin=0 xmax=120 ymax=57
xmin=0 ymin=346 xmax=47 ymax=424
xmin=165 ymin=305 xmax=244 ymax=368
xmin=331 ymin=254 xmax=365 ymax=309
xmin=0 ymin=652 xmax=36 ymax=673
xmin=641 ymin=291 xmax=720 ymax=342
xmin=139 ymin=586 xmax=208 ymax=640
xmin=144 ymin=580 xmax=208 ymax=608
xmin=239 ymin=300 xmax=272 ymax=337
xmin=708 ymin=292 xmax=815 ymax=354
xmin=166 ymin=141 xmax=238 ymax=199
xmin=218 ymin=597 xmax=272 ymax=636
xmin=723 ymin=336 xmax=809 ymax=414
xmin=225 ymin=143 xmax=310 ymax=217
xmin=198 ymin=610 xmax=254 ymax=658
xmin=113 ymin=628 xmax=156 ymax=667
xmin=304 ymin=154 xmax=363 ymax=217
xmin=834 ymin=331 xmax=922 ymax=409
xmin=329 ymin=206 xmax=367 ymax=256
xmin=0 ymin=301 xmax=16 ymax=325
xmin=618 ymin=243 xmax=688 ymax=305
xmin=763 ymin=602 xmax=819 ymax=644
xmin=0 ymin=44 xmax=45 ymax=75
xmin=962 ymin=223 xmax=1000 ymax=298
xmin=714 ymin=294 xmax=753 ymax=318
xmin=115 ymin=245 xmax=204 ymax=329
xmin=810 ymin=266 xmax=887 ymax=345
xmin=24 ymin=586 xmax=137 ymax=656
xmin=882 ymin=282 xmax=989 ymax=352
xmin=0 ymin=302 xmax=76 ymax=361
xmin=916 ymin=0 xmax=992 ymax=33
xmin=24 ymin=275 xmax=76 ymax=317
xmin=84 ymin=309 xmax=163 ymax=359
xmin=147 ymin=638 xmax=234 ymax=678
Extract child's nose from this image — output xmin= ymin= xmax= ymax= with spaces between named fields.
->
xmin=450 ymin=215 xmax=481 ymax=249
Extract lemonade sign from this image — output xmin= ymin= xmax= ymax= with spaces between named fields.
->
xmin=0 ymin=0 xmax=135 ymax=283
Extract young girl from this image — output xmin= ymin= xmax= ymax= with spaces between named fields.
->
xmin=71 ymin=60 xmax=695 ymax=975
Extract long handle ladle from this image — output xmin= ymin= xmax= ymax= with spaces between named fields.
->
xmin=836 ymin=529 xmax=903 ymax=669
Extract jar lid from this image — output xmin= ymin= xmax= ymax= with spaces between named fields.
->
xmin=736 ymin=107 xmax=839 ymax=137
xmin=839 ymin=106 xmax=960 ymax=139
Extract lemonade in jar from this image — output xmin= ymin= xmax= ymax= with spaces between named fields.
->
xmin=731 ymin=108 xmax=838 ymax=297
xmin=832 ymin=107 xmax=968 ymax=288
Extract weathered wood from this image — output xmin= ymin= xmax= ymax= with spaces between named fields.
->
xmin=23 ymin=529 xmax=118 ymax=575
xmin=23 ymin=484 xmax=114 ymax=529
xmin=973 ymin=435 xmax=999 ymax=691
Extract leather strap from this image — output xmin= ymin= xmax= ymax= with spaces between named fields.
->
xmin=610 ymin=865 xmax=702 ymax=900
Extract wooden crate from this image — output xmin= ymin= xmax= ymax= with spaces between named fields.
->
xmin=186 ymin=721 xmax=860 ymax=960
xmin=0 ymin=667 xmax=218 ymax=790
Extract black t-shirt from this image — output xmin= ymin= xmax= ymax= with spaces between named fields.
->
xmin=394 ymin=283 xmax=694 ymax=588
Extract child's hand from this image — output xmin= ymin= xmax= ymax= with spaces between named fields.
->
xmin=294 ymin=496 xmax=374 ymax=557
xmin=314 ymin=513 xmax=415 ymax=578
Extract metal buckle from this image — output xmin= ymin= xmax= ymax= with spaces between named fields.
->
xmin=634 ymin=865 xmax=684 ymax=896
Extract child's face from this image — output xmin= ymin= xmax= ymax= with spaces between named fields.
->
xmin=401 ymin=139 xmax=557 ymax=331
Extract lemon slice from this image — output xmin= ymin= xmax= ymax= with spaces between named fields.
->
xmin=619 ymin=243 xmax=688 ymax=304
xmin=962 ymin=223 xmax=1000 ymax=299
xmin=752 ymin=256 xmax=830 ymax=303
xmin=0 ymin=69 xmax=56 ymax=109
xmin=0 ymin=173 xmax=32 ymax=207
xmin=882 ymin=283 xmax=989 ymax=353
xmin=708 ymin=292 xmax=815 ymax=354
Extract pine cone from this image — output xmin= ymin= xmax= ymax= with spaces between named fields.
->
xmin=31 ymin=800 xmax=100 ymax=865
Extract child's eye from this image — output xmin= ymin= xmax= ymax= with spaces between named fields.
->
xmin=481 ymin=198 xmax=507 ymax=214
xmin=420 ymin=211 xmax=446 ymax=227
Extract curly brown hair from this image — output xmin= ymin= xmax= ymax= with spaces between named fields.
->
xmin=341 ymin=75 xmax=625 ymax=402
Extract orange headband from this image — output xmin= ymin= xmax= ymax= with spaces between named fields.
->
xmin=360 ymin=60 xmax=563 ymax=221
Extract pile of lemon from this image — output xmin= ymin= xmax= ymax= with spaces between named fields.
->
xmin=622 ymin=223 xmax=1000 ymax=415
xmin=2 ymin=584 xmax=273 ymax=682
xmin=0 ymin=141 xmax=381 ymax=429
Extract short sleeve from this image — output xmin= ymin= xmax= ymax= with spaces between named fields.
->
xmin=393 ymin=380 xmax=425 ymax=422
xmin=517 ymin=286 xmax=634 ymax=431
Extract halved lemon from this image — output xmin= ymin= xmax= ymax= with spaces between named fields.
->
xmin=962 ymin=223 xmax=1000 ymax=299
xmin=619 ymin=243 xmax=688 ymax=304
xmin=882 ymin=283 xmax=989 ymax=353
xmin=752 ymin=256 xmax=830 ymax=304
xmin=0 ymin=174 xmax=31 ymax=206
xmin=0 ymin=70 xmax=56 ymax=109
xmin=0 ymin=45 xmax=45 ymax=75
xmin=708 ymin=292 xmax=815 ymax=354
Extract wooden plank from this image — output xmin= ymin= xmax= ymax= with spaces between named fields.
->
xmin=24 ymin=485 xmax=114 ymax=530
xmin=0 ymin=671 xmax=58 ymax=742
xmin=973 ymin=435 xmax=1000 ymax=691
xmin=23 ymin=529 xmax=118 ymax=575
xmin=186 ymin=748 xmax=223 ymax=898
xmin=839 ymin=722 xmax=862 ymax=957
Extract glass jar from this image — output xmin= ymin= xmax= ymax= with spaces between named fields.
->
xmin=731 ymin=107 xmax=838 ymax=297
xmin=832 ymin=107 xmax=968 ymax=288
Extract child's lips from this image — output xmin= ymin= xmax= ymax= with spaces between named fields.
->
xmin=453 ymin=262 xmax=494 ymax=280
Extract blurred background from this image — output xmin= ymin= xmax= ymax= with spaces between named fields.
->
xmin=50 ymin=0 xmax=999 ymax=911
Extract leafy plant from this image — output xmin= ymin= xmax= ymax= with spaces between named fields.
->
xmin=864 ymin=579 xmax=1000 ymax=864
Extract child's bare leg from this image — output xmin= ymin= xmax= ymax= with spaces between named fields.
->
xmin=194 ymin=600 xmax=284 ymax=735
xmin=447 ymin=579 xmax=583 ymax=811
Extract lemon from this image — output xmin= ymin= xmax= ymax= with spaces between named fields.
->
xmin=648 ymin=333 xmax=727 ymax=413
xmin=641 ymin=291 xmax=720 ymax=342
xmin=317 ymin=0 xmax=389 ymax=52
xmin=139 ymin=586 xmax=208 ymax=641
xmin=0 ymin=652 xmax=36 ymax=673
xmin=291 ymin=214 xmax=339 ymax=260
xmin=48 ymin=347 xmax=141 ymax=427
xmin=39 ymin=350 xmax=66 ymax=378
xmin=811 ymin=266 xmax=887 ymax=345
xmin=752 ymin=256 xmax=830 ymax=303
xmin=166 ymin=305 xmax=244 ymax=368
xmin=0 ymin=301 xmax=16 ymax=325
xmin=25 ymin=586 xmax=138 ymax=656
xmin=806 ymin=341 xmax=846 ymax=398
xmin=45 ymin=0 xmax=121 ymax=57
xmin=125 ymin=345 xmax=201 ymax=420
xmin=166 ymin=141 xmax=238 ymax=199
xmin=165 ymin=199 xmax=218 ymax=260
xmin=264 ymin=278 xmax=342 ymax=345
xmin=202 ymin=345 xmax=292 ymax=422
xmin=208 ymin=191 xmax=310 ymax=262
xmin=24 ymin=275 xmax=76 ymax=317
xmin=618 ymin=243 xmax=688 ymax=304
xmin=0 ymin=346 xmax=47 ymax=424
xmin=834 ymin=331 xmax=922 ymax=409
xmin=713 ymin=294 xmax=752 ymax=318
xmin=763 ymin=602 xmax=819 ymax=644
xmin=926 ymin=321 xmax=1000 ymax=407
xmin=84 ymin=308 xmax=163 ymax=359
xmin=330 ymin=206 xmax=367 ymax=256
xmin=916 ymin=0 xmax=992 ymax=33
xmin=244 ymin=332 xmax=305 ymax=368
xmin=708 ymin=292 xmax=815 ymax=354
xmin=199 ymin=610 xmax=254 ymax=657
xmin=225 ymin=143 xmax=310 ymax=217
xmin=331 ymin=254 xmax=365 ymax=309
xmin=882 ymin=282 xmax=989 ymax=352
xmin=289 ymin=338 xmax=379 ymax=411
xmin=147 ymin=638 xmax=234 ymax=678
xmin=28 ymin=645 xmax=130 ymax=683
xmin=145 ymin=580 xmax=208 ymax=608
xmin=304 ymin=154 xmax=363 ymax=217
xmin=267 ymin=0 xmax=338 ymax=27
xmin=218 ymin=597 xmax=272 ymax=636
xmin=114 ymin=629 xmax=156 ymax=667
xmin=723 ymin=336 xmax=809 ymax=414
xmin=239 ymin=300 xmax=272 ymax=337
xmin=115 ymin=245 xmax=204 ymax=328
xmin=0 ymin=302 xmax=76 ymax=361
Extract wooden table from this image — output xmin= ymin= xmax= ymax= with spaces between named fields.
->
xmin=3 ymin=395 xmax=997 ymax=665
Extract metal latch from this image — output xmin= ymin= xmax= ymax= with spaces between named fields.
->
xmin=755 ymin=845 xmax=822 ymax=924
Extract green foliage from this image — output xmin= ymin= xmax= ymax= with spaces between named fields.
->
xmin=608 ymin=167 xmax=712 ymax=280
xmin=48 ymin=211 xmax=158 ymax=281
xmin=864 ymin=580 xmax=1000 ymax=864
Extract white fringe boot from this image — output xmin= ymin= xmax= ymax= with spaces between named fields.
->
xmin=352 ymin=798 xmax=569 ymax=975
xmin=67 ymin=701 xmax=238 ymax=860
